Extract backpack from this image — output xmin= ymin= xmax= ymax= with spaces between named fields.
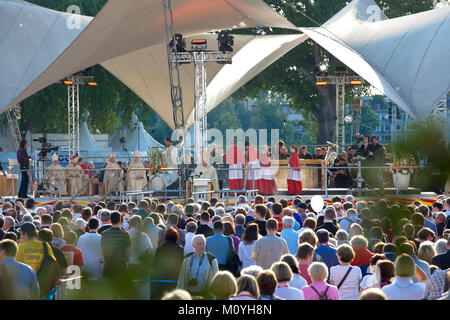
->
xmin=310 ymin=285 xmax=330 ymax=300
xmin=221 ymin=237 xmax=242 ymax=277
xmin=36 ymin=242 xmax=59 ymax=298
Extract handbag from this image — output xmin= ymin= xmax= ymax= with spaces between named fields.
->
xmin=223 ymin=237 xmax=242 ymax=277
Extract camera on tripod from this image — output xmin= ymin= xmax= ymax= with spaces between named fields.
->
xmin=349 ymin=134 xmax=363 ymax=153
xmin=34 ymin=134 xmax=59 ymax=160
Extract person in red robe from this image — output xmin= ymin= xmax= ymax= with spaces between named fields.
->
xmin=259 ymin=146 xmax=277 ymax=195
xmin=225 ymin=138 xmax=245 ymax=195
xmin=78 ymin=157 xmax=89 ymax=176
xmin=287 ymin=145 xmax=302 ymax=195
xmin=244 ymin=141 xmax=262 ymax=192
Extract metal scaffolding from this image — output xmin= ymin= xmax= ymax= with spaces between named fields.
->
xmin=350 ymin=98 xmax=362 ymax=143
xmin=163 ymin=0 xmax=186 ymax=158
xmin=6 ymin=104 xmax=22 ymax=151
xmin=67 ymin=77 xmax=80 ymax=159
xmin=63 ymin=74 xmax=96 ymax=159
xmin=434 ymin=94 xmax=449 ymax=148
xmin=171 ymin=51 xmax=232 ymax=163
xmin=316 ymin=75 xmax=364 ymax=153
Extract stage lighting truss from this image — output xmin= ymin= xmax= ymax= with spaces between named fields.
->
xmin=169 ymin=33 xmax=233 ymax=164
xmin=61 ymin=74 xmax=98 ymax=159
xmin=315 ymin=75 xmax=364 ymax=153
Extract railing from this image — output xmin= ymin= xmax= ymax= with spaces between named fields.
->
xmin=191 ymin=189 xmax=259 ymax=209
xmin=1 ymin=164 xmax=425 ymax=202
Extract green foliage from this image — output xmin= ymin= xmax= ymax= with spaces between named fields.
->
xmin=208 ymin=95 xmax=298 ymax=145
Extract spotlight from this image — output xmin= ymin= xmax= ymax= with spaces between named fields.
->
xmin=87 ymin=81 xmax=98 ymax=86
xmin=170 ymin=33 xmax=186 ymax=53
xmin=314 ymin=62 xmax=328 ymax=76
xmin=63 ymin=80 xmax=74 ymax=85
xmin=191 ymin=39 xmax=207 ymax=51
xmin=217 ymin=31 xmax=234 ymax=53
xmin=344 ymin=116 xmax=353 ymax=124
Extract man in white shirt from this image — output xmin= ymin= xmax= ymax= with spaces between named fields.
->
xmin=184 ymin=222 xmax=197 ymax=256
xmin=76 ymin=218 xmax=103 ymax=278
xmin=382 ymin=254 xmax=427 ymax=300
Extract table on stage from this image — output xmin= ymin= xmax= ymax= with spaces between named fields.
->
xmin=273 ymin=159 xmax=326 ymax=190
xmin=0 ymin=174 xmax=18 ymax=197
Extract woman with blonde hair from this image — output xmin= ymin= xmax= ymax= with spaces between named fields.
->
xmin=417 ymin=241 xmax=436 ymax=265
xmin=232 ymin=275 xmax=259 ymax=300
xmin=302 ymin=262 xmax=339 ymax=300
xmin=210 ymin=271 xmax=237 ymax=300
xmin=50 ymin=223 xmax=65 ymax=248
xmin=271 ymin=261 xmax=304 ymax=300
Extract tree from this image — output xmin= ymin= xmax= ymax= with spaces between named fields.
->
xmin=233 ymin=0 xmax=435 ymax=143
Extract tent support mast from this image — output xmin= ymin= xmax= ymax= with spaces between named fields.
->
xmin=163 ymin=0 xmax=186 ymax=161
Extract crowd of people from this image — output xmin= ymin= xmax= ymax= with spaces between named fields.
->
xmin=0 ymin=193 xmax=449 ymax=300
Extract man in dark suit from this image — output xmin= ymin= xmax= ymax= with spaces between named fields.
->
xmin=315 ymin=207 xmax=339 ymax=236
xmin=196 ymin=212 xmax=214 ymax=238
xmin=431 ymin=238 xmax=450 ymax=270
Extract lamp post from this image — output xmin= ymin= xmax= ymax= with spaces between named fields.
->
xmin=283 ymin=119 xmax=287 ymax=144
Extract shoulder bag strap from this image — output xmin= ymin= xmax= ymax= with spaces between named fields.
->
xmin=310 ymin=285 xmax=323 ymax=298
xmin=337 ymin=266 xmax=353 ymax=289
xmin=227 ymin=236 xmax=234 ymax=251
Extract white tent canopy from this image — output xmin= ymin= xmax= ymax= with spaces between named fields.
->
xmin=300 ymin=0 xmax=450 ymax=117
xmin=101 ymin=33 xmax=307 ymax=129
xmin=0 ymin=0 xmax=301 ymax=129
xmin=79 ymin=121 xmax=110 ymax=153
xmin=125 ymin=121 xmax=164 ymax=152
xmin=0 ymin=0 xmax=92 ymax=114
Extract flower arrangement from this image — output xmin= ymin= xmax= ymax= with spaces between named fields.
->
xmin=148 ymin=148 xmax=165 ymax=174
xmin=391 ymin=161 xmax=412 ymax=175
xmin=391 ymin=152 xmax=416 ymax=175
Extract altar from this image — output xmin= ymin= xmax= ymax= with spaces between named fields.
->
xmin=0 ymin=174 xmax=18 ymax=197
xmin=273 ymin=159 xmax=326 ymax=190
